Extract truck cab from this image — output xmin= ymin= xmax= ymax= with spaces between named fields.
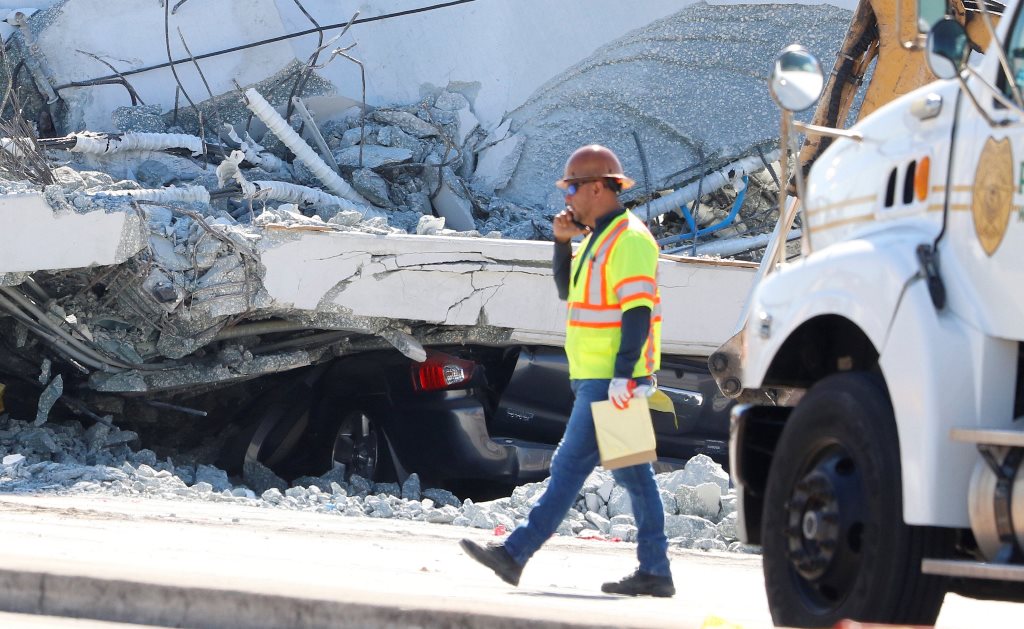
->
xmin=720 ymin=2 xmax=1024 ymax=626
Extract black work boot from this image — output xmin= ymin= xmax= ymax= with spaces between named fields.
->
xmin=601 ymin=569 xmax=675 ymax=597
xmin=459 ymin=539 xmax=523 ymax=586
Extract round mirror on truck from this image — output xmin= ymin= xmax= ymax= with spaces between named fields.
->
xmin=926 ymin=17 xmax=969 ymax=79
xmin=769 ymin=45 xmax=824 ymax=112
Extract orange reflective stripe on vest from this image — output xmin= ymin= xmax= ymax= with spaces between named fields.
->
xmin=614 ymin=276 xmax=658 ymax=306
xmin=584 ymin=220 xmax=629 ymax=306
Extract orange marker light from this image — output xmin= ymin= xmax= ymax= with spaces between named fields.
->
xmin=915 ymin=156 xmax=930 ymax=201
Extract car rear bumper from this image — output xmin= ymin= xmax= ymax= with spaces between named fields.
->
xmin=384 ymin=389 xmax=555 ymax=486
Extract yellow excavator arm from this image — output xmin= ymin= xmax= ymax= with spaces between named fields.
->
xmin=799 ymin=0 xmax=1000 ymax=178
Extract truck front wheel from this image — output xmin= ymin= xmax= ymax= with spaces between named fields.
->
xmin=761 ymin=372 xmax=946 ymax=627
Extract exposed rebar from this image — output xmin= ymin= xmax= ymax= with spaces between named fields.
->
xmin=291 ymin=97 xmax=341 ymax=175
xmin=55 ymin=1 xmax=481 ymax=90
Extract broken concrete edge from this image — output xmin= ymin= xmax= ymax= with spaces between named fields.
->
xmin=0 ymin=566 xmax=621 ymax=629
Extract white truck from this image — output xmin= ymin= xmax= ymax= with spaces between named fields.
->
xmin=719 ymin=1 xmax=1024 ymax=626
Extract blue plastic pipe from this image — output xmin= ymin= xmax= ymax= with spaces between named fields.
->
xmin=657 ymin=176 xmax=748 ymax=252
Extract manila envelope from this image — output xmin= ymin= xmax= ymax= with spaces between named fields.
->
xmin=591 ymin=397 xmax=657 ymax=470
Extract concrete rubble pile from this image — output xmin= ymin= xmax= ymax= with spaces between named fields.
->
xmin=39 ymin=89 xmax=543 ymax=240
xmin=0 ymin=410 xmax=754 ymax=553
xmin=1 ymin=1 xmax=854 ymax=251
xmin=0 ymin=1 xmax=858 ymax=395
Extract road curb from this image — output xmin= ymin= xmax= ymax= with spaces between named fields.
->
xmin=0 ymin=567 xmax=622 ymax=629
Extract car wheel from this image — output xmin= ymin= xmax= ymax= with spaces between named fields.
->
xmin=762 ymin=372 xmax=948 ymax=627
xmin=328 ymin=409 xmax=395 ymax=482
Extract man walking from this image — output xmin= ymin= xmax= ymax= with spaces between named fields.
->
xmin=459 ymin=145 xmax=673 ymax=597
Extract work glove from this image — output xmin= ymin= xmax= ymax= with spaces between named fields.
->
xmin=609 ymin=378 xmax=658 ymax=409
xmin=608 ymin=378 xmax=637 ymax=409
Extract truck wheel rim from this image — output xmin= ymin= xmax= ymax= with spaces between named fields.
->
xmin=783 ymin=442 xmax=865 ymax=612
xmin=331 ymin=412 xmax=379 ymax=480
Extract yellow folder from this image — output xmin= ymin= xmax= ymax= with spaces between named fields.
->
xmin=590 ymin=397 xmax=657 ymax=470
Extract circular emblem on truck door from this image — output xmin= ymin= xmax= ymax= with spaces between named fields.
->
xmin=972 ymin=137 xmax=1014 ymax=256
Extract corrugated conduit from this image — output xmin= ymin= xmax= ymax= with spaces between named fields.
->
xmin=243 ymin=88 xmax=370 ymax=210
xmin=101 ymin=185 xmax=211 ymax=204
xmin=251 ymin=180 xmax=369 ymax=214
xmin=68 ymin=132 xmax=205 ymax=157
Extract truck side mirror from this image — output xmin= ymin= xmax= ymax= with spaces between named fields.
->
xmin=769 ymin=45 xmax=824 ymax=112
xmin=926 ymin=18 xmax=969 ymax=79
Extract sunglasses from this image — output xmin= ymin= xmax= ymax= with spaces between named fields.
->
xmin=565 ymin=179 xmax=599 ymax=196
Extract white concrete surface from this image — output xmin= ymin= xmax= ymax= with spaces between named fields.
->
xmin=33 ymin=0 xmax=858 ymax=132
xmin=257 ymin=228 xmax=758 ymax=356
xmin=0 ymin=494 xmax=770 ymax=628
xmin=0 ymin=193 xmax=144 ymax=273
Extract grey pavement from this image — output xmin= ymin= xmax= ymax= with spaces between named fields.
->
xmin=0 ymin=495 xmax=1016 ymax=628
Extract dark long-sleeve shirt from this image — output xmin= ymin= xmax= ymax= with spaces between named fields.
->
xmin=553 ymin=208 xmax=652 ymax=379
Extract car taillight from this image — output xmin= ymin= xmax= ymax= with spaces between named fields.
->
xmin=412 ymin=351 xmax=477 ymax=391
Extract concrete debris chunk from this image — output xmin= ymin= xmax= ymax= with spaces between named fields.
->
xmin=34 ymin=375 xmax=63 ymax=427
xmin=422 ymin=488 xmax=461 ymax=509
xmin=585 ymin=510 xmax=611 ymax=534
xmin=194 ymin=464 xmax=232 ymax=493
xmin=717 ymin=512 xmax=739 ymax=541
xmin=607 ymin=484 xmax=632 ymax=518
xmin=664 ymin=513 xmax=715 ymax=541
xmin=243 ymin=460 xmax=288 ymax=494
xmin=334 ymin=145 xmax=413 ymax=170
xmin=351 ymin=168 xmax=393 ymax=208
xmin=675 ymin=482 xmax=723 ymax=522
xmin=339 ymin=127 xmax=365 ymax=148
xmin=83 ymin=422 xmax=111 ymax=454
xmin=428 ymin=166 xmax=475 ymax=232
xmin=348 ymin=474 xmax=372 ymax=497
xmin=369 ymin=110 xmax=439 ymax=139
xmin=680 ymin=454 xmax=731 ymax=494
xmin=415 ymin=215 xmax=446 ymax=235
xmin=372 ymin=482 xmax=401 ymax=496
xmin=477 ymin=119 xmax=511 ymax=152
xmin=471 ymin=134 xmax=525 ymax=194
xmin=2 ymin=453 xmax=25 ymax=468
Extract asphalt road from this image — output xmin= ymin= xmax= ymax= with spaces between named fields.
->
xmin=0 ymin=495 xmax=1016 ymax=628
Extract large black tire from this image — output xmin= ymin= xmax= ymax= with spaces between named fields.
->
xmin=762 ymin=372 xmax=948 ymax=627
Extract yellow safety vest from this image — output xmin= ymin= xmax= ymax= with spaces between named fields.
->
xmin=565 ymin=210 xmax=661 ymax=380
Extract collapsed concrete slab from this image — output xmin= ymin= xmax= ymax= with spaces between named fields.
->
xmin=0 ymin=1 xmax=849 ymax=402
xmin=498 ymin=2 xmax=853 ymax=210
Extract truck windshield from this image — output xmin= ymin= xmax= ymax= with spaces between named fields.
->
xmin=1006 ymin=10 xmax=1024 ymax=98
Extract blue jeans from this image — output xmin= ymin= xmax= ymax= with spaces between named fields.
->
xmin=503 ymin=378 xmax=671 ymax=577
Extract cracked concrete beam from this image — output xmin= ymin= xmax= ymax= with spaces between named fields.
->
xmin=0 ymin=193 xmax=145 ymax=273
xmin=256 ymin=228 xmax=759 ymax=355
xmin=391 ymin=252 xmax=493 ymax=268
